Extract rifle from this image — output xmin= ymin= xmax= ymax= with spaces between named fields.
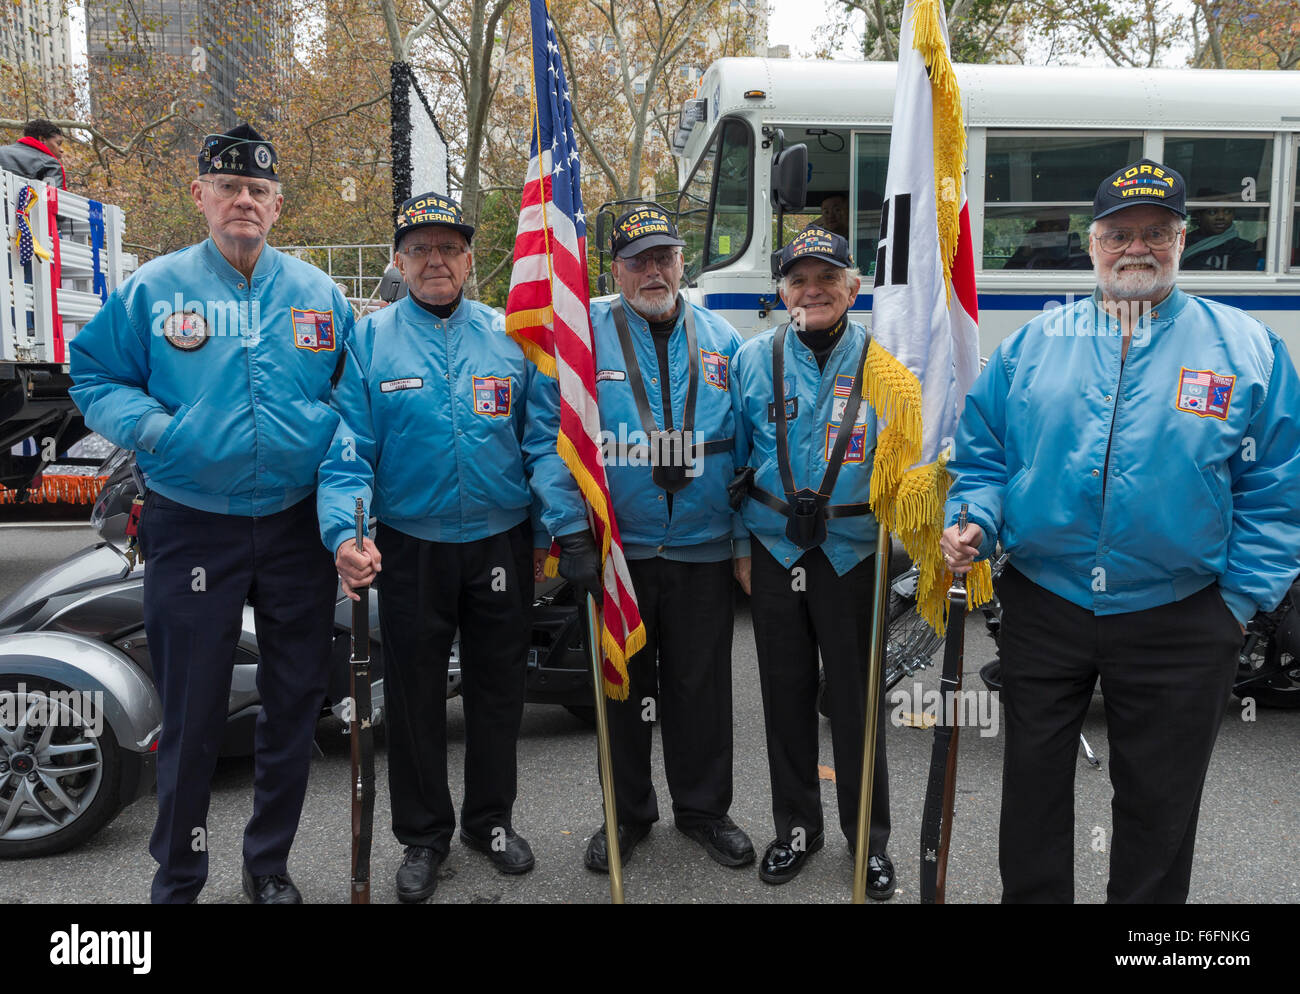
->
xmin=920 ymin=503 xmax=969 ymax=904
xmin=349 ymin=497 xmax=376 ymax=904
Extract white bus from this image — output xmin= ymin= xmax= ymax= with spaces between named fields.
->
xmin=656 ymin=58 xmax=1300 ymax=357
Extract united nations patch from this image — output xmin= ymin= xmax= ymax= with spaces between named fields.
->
xmin=291 ymin=308 xmax=337 ymax=352
xmin=1175 ymin=366 xmax=1235 ymax=420
xmin=254 ymin=144 xmax=273 ymax=170
xmin=473 ymin=375 xmax=512 ymax=417
xmin=162 ymin=311 xmax=209 ymax=351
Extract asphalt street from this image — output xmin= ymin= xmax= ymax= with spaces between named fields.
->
xmin=2 ymin=522 xmax=1297 ymax=905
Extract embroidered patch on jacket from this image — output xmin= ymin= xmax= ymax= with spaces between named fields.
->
xmin=1175 ymin=367 xmax=1235 ymax=420
xmin=162 ymin=311 xmax=209 ymax=352
xmin=832 ymin=397 xmax=870 ymax=426
xmin=824 ymin=421 xmax=866 ymax=463
xmin=472 ymin=375 xmax=512 ymax=416
xmin=833 ymin=373 xmax=854 ymax=397
xmin=380 ymin=377 xmax=423 ymax=393
xmin=768 ymin=396 xmax=798 ymax=422
xmin=596 ymin=369 xmax=626 ymax=382
xmin=291 ymin=308 xmax=336 ymax=352
xmin=700 ymin=348 xmax=729 ymax=390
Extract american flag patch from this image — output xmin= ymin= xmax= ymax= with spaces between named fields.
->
xmin=1175 ymin=367 xmax=1234 ymax=420
xmin=833 ymin=373 xmax=854 ymax=397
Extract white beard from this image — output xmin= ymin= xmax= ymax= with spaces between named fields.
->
xmin=1097 ymin=251 xmax=1178 ymax=301
xmin=627 ymin=289 xmax=678 ymax=318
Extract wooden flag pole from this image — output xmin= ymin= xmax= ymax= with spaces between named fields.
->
xmin=852 ymin=521 xmax=892 ymax=903
xmin=585 ymin=592 xmax=624 ymax=904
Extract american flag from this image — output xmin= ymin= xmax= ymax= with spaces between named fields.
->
xmin=505 ymin=0 xmax=644 ymax=700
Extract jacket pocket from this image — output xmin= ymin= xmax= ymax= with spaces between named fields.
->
xmin=154 ymin=404 xmax=191 ymax=460
xmin=1197 ymin=465 xmax=1231 ymax=546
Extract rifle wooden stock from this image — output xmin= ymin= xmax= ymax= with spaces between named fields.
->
xmin=349 ymin=498 xmax=375 ymax=905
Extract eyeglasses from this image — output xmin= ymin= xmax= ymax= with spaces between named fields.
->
xmin=621 ymin=248 xmax=680 ymax=273
xmin=1094 ymin=225 xmax=1180 ymax=253
xmin=199 ymin=177 xmax=278 ymax=204
xmin=401 ymin=242 xmax=467 ymax=261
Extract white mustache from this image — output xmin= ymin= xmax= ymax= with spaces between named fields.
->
xmin=1116 ymin=254 xmax=1158 ymax=272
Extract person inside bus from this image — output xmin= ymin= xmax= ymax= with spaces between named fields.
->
xmin=1182 ymin=190 xmax=1260 ymax=271
xmin=1003 ymin=212 xmax=1090 ymax=270
xmin=817 ymin=194 xmax=850 ymax=238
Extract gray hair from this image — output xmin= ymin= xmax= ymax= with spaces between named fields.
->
xmin=777 ymin=265 xmax=862 ymax=296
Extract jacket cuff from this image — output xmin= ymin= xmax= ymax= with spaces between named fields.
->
xmin=732 ymin=537 xmax=751 ymax=558
xmin=134 ymin=411 xmax=172 ymax=455
xmin=1219 ymin=588 xmax=1256 ymax=628
xmin=554 ymin=521 xmax=589 ymax=539
xmin=324 ymin=524 xmax=354 ymax=560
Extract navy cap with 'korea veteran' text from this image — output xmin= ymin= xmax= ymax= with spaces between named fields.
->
xmin=1094 ymin=158 xmax=1187 ymax=220
xmin=611 ymin=205 xmax=686 ymax=258
xmin=777 ymin=225 xmax=853 ymax=275
xmin=394 ymin=191 xmax=475 ymax=247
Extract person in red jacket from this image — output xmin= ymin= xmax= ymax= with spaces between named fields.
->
xmin=0 ymin=120 xmax=68 ymax=190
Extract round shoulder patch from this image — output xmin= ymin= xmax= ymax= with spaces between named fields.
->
xmin=163 ymin=311 xmax=209 ymax=351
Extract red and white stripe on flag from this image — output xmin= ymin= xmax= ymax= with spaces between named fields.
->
xmin=505 ymin=0 xmax=645 ymax=699
xmin=864 ymin=0 xmax=989 ymax=631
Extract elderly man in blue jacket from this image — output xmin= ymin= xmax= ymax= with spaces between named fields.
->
xmin=731 ymin=226 xmax=894 ymax=896
xmin=942 ymin=159 xmax=1300 ymax=903
xmin=579 ymin=205 xmax=754 ymax=873
xmin=319 ymin=193 xmax=596 ymax=903
xmin=70 ymin=125 xmax=352 ymax=904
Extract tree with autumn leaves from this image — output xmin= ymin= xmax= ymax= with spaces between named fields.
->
xmin=3 ymin=0 xmax=1295 ymax=308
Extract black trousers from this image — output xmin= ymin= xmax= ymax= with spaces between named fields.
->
xmin=376 ymin=520 xmax=533 ymax=854
xmin=605 ymin=556 xmax=735 ymax=828
xmin=750 ymin=539 xmax=890 ymax=853
xmin=996 ymin=565 xmax=1240 ymax=903
xmin=140 ymin=493 xmax=336 ymax=904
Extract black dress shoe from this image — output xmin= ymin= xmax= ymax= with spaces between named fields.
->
xmin=241 ymin=865 xmax=302 ymax=904
xmin=866 ymin=853 xmax=896 ymax=900
xmin=460 ymin=828 xmax=535 ymax=875
xmin=584 ymin=821 xmax=652 ymax=873
xmin=677 ymin=816 xmax=756 ymax=867
xmin=396 ymin=845 xmax=443 ymax=903
xmin=759 ymin=830 xmax=825 ymax=884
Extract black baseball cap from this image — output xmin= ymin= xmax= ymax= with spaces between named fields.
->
xmin=777 ymin=225 xmax=853 ymax=275
xmin=1094 ymin=158 xmax=1187 ymax=221
xmin=394 ymin=191 xmax=475 ymax=247
xmin=611 ymin=205 xmax=685 ymax=259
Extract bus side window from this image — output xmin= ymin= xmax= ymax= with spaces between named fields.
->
xmin=853 ymin=133 xmax=890 ymax=279
xmin=983 ymin=133 xmax=1142 ymax=271
xmin=1164 ymin=135 xmax=1273 ymax=273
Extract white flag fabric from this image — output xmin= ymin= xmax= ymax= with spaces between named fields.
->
xmin=864 ymin=0 xmax=989 ymax=631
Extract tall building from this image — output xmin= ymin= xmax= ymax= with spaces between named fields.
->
xmin=85 ymin=0 xmax=291 ymax=127
xmin=0 ymin=0 xmax=75 ymax=93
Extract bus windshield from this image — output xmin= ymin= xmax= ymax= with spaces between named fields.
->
xmin=678 ymin=118 xmax=752 ymax=281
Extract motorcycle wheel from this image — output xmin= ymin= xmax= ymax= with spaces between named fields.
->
xmin=0 ymin=676 xmax=124 ymax=858
xmin=1236 ymin=650 xmax=1300 ymax=709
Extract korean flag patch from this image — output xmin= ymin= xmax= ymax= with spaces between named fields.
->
xmin=291 ymin=308 xmax=336 ymax=352
xmin=700 ymin=348 xmax=729 ymax=390
xmin=473 ymin=375 xmax=512 ymax=417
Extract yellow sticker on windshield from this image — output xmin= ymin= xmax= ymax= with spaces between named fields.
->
xmin=717 ymin=234 xmax=730 ymax=254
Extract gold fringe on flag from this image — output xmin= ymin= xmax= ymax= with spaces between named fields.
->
xmin=910 ymin=0 xmax=967 ymax=308
xmin=504 ymin=306 xmax=558 ymax=378
xmin=865 ymin=0 xmax=989 ymax=634
xmin=0 ymin=474 xmax=108 ymax=505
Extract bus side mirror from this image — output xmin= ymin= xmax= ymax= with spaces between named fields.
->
xmin=378 ymin=265 xmax=407 ymax=303
xmin=595 ymin=209 xmax=612 ymax=258
xmin=597 ymin=272 xmax=613 ymax=296
xmin=773 ymin=142 xmax=808 ymax=212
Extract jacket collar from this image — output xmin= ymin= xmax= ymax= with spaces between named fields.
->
xmin=1090 ymin=285 xmax=1186 ymax=328
xmin=200 ymin=237 xmax=280 ymax=287
xmin=400 ymin=290 xmax=472 ymax=325
xmin=17 ymin=137 xmax=67 ymax=189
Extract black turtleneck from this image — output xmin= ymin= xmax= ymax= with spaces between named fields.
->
xmin=411 ymin=291 xmax=462 ymax=320
xmin=797 ymin=313 xmax=848 ymax=370
xmin=646 ymin=309 xmax=678 ymax=516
